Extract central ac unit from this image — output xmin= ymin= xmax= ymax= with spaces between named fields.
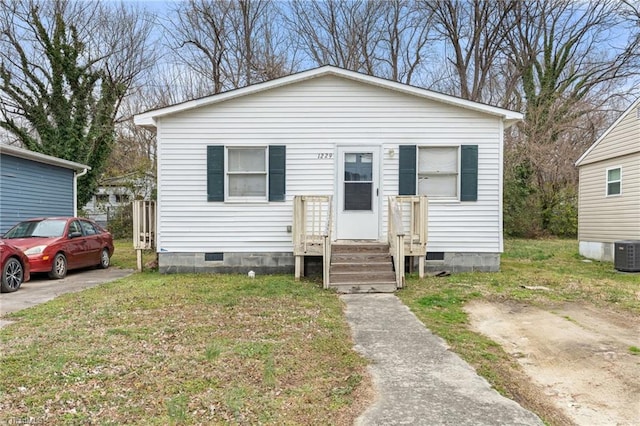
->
xmin=614 ymin=241 xmax=640 ymax=272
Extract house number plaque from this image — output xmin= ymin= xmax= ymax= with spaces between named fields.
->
xmin=317 ymin=153 xmax=333 ymax=159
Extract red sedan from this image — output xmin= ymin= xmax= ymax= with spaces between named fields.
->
xmin=1 ymin=217 xmax=114 ymax=279
xmin=0 ymin=240 xmax=30 ymax=292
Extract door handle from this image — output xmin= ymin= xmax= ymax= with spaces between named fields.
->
xmin=376 ymin=188 xmax=379 ymax=196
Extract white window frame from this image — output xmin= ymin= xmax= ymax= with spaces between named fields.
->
xmin=606 ymin=166 xmax=622 ymax=197
xmin=225 ymin=146 xmax=268 ymax=202
xmin=417 ymin=145 xmax=460 ymax=201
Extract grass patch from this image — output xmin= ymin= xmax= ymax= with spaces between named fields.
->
xmin=110 ymin=239 xmax=156 ymax=270
xmin=630 ymin=346 xmax=640 ymax=355
xmin=0 ymin=244 xmax=369 ymax=424
xmin=398 ymin=238 xmax=639 ymax=424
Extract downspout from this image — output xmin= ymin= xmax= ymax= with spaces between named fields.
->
xmin=74 ymin=168 xmax=89 ymax=216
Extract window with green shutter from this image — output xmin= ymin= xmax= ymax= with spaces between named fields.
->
xmin=404 ymin=144 xmax=478 ymax=201
xmin=207 ymin=145 xmax=286 ymax=202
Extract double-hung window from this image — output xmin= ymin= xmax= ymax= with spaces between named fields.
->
xmin=227 ymin=147 xmax=267 ymax=199
xmin=606 ymin=167 xmax=622 ymax=196
xmin=399 ymin=144 xmax=477 ymax=201
xmin=207 ymin=145 xmax=286 ymax=202
xmin=418 ymin=146 xmax=459 ymax=199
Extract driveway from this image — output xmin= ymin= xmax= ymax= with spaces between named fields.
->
xmin=0 ymin=267 xmax=134 ymax=327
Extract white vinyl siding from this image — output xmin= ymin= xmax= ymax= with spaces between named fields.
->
xmin=578 ymin=154 xmax=640 ymax=242
xmin=155 ymin=75 xmax=504 ymax=253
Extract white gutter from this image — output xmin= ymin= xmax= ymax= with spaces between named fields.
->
xmin=73 ymin=168 xmax=89 ymax=216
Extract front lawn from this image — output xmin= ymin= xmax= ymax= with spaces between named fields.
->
xmin=0 ymin=269 xmax=370 ymax=424
xmin=1 ymin=238 xmax=636 ymax=424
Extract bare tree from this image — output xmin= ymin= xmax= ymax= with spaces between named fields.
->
xmin=420 ymin=0 xmax=518 ymax=103
xmin=373 ymin=0 xmax=434 ymax=84
xmin=167 ymin=0 xmax=295 ymax=95
xmin=288 ymin=0 xmax=381 ymax=72
xmin=0 ymin=0 xmax=156 ymax=206
xmin=288 ymin=0 xmax=435 ymax=84
xmin=503 ymin=0 xmax=639 ymax=235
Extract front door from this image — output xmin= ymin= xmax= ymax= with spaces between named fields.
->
xmin=336 ymin=147 xmax=380 ymax=240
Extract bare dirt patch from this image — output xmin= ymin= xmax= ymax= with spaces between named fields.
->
xmin=465 ymin=301 xmax=640 ymax=426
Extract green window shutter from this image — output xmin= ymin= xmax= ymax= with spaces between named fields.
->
xmin=207 ymin=145 xmax=224 ymax=201
xmin=398 ymin=145 xmax=416 ymax=195
xmin=268 ymin=145 xmax=286 ymax=201
xmin=460 ymin=145 xmax=478 ymax=201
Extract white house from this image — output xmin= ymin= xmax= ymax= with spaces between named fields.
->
xmin=83 ymin=173 xmax=155 ymax=226
xmin=575 ymin=98 xmax=640 ymax=262
xmin=134 ymin=66 xmax=522 ymax=282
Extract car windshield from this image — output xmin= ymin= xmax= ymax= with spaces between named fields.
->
xmin=3 ymin=219 xmax=67 ymax=238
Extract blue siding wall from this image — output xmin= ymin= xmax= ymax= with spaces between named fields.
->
xmin=0 ymin=154 xmax=75 ymax=234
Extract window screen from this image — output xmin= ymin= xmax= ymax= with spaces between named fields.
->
xmin=227 ymin=148 xmax=267 ymax=198
xmin=418 ymin=147 xmax=458 ymax=198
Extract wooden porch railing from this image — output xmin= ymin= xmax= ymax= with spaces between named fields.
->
xmin=293 ymin=195 xmax=332 ymax=288
xmin=388 ymin=197 xmax=406 ymax=288
xmin=132 ymin=200 xmax=156 ymax=272
xmin=388 ymin=195 xmax=428 ymax=279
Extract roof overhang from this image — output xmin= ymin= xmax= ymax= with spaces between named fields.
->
xmin=575 ymin=96 xmax=640 ymax=167
xmin=134 ymin=66 xmax=523 ymax=129
xmin=0 ymin=144 xmax=91 ymax=172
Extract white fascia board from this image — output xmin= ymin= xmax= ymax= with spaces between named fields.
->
xmin=133 ymin=114 xmax=156 ymax=128
xmin=0 ymin=144 xmax=90 ymax=171
xmin=133 ymin=66 xmax=523 ymax=129
xmin=575 ymin=96 xmax=640 ymax=167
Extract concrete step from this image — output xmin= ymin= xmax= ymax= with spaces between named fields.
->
xmin=330 ymin=282 xmax=397 ymax=294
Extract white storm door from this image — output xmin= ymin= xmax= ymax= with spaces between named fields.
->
xmin=336 ymin=147 xmax=380 ymax=240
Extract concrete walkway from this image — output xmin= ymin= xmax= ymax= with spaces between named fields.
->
xmin=341 ymin=294 xmax=543 ymax=426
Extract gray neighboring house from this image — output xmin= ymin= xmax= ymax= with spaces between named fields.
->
xmin=575 ymin=98 xmax=640 ymax=261
xmin=0 ymin=144 xmax=90 ymax=234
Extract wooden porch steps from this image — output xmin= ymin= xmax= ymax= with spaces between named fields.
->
xmin=329 ymin=242 xmax=397 ymax=293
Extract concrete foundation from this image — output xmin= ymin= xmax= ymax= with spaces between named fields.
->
xmin=159 ymin=251 xmax=295 ymax=274
xmin=579 ymin=241 xmax=614 ymax=262
xmin=159 ymin=251 xmax=500 ymax=274
xmin=424 ymin=252 xmax=500 ymax=273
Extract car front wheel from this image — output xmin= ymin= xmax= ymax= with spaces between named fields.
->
xmin=49 ymin=253 xmax=67 ymax=279
xmin=1 ymin=257 xmax=23 ymax=292
xmin=98 ymin=248 xmax=110 ymax=269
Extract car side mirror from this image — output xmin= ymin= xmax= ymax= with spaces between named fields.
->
xmin=69 ymin=231 xmax=83 ymax=239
